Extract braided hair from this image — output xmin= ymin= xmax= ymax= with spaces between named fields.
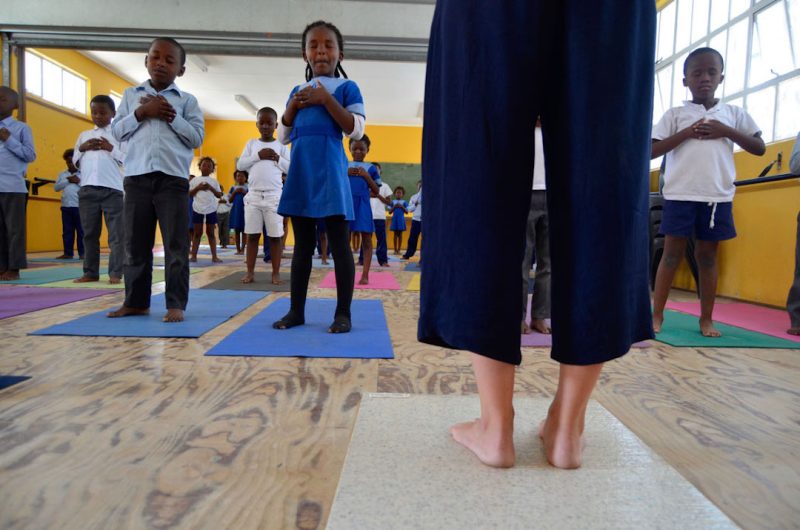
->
xmin=302 ymin=20 xmax=349 ymax=82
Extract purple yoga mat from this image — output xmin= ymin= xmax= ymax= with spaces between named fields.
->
xmin=0 ymin=286 xmax=117 ymax=320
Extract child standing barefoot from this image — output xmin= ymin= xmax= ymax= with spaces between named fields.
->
xmin=348 ymin=135 xmax=381 ymax=284
xmin=389 ymin=186 xmax=407 ymax=254
xmin=189 ymin=157 xmax=224 ymax=263
xmin=228 ymin=170 xmax=248 ymax=254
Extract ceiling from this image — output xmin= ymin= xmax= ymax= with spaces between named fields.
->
xmin=82 ymin=50 xmax=426 ymax=125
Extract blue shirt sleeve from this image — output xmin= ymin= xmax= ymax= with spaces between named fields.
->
xmin=368 ymin=164 xmax=381 ymax=186
xmin=342 ymin=80 xmax=365 ymax=117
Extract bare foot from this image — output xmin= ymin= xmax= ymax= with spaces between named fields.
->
xmin=521 ymin=321 xmax=531 ymax=335
xmin=107 ymin=305 xmax=149 ymax=318
xmin=788 ymin=327 xmax=800 ymax=336
xmin=321 ymin=259 xmax=329 ymax=265
xmin=189 ymin=256 xmax=197 ymax=263
xmin=652 ymin=313 xmax=664 ymax=334
xmin=241 ymin=272 xmax=255 ymax=284
xmin=358 ymin=276 xmax=369 ymax=285
xmin=530 ymin=318 xmax=551 ymax=334
xmin=73 ymin=275 xmax=99 ymax=283
xmin=450 ymin=418 xmax=515 ymax=468
xmin=163 ymin=309 xmax=184 ymax=322
xmin=55 ymin=254 xmax=71 ymax=259
xmin=108 ymin=276 xmax=122 ymax=285
xmin=271 ymin=272 xmax=281 ymax=285
xmin=0 ymin=270 xmax=20 ymax=281
xmin=380 ymin=262 xmax=391 ymax=267
xmin=212 ymin=257 xmax=223 ymax=263
xmin=538 ymin=415 xmax=585 ymax=470
xmin=235 ymin=251 xmax=244 ymax=256
xmin=700 ymin=318 xmax=722 ymax=337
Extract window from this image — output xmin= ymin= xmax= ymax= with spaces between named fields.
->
xmin=653 ymin=0 xmax=800 ymax=167
xmin=109 ymin=92 xmax=123 ymax=113
xmin=24 ymin=51 xmax=87 ymax=114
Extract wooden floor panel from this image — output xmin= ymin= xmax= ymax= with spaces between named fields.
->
xmin=1 ymin=260 xmax=798 ymax=529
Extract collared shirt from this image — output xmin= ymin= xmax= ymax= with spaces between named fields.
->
xmin=0 ymin=116 xmax=36 ymax=193
xmin=371 ymin=182 xmax=392 ymax=219
xmin=190 ymin=175 xmax=222 ymax=214
xmin=72 ymin=125 xmax=125 ymax=191
xmin=54 ymin=169 xmax=81 ymax=207
xmin=408 ymin=190 xmax=422 ymax=221
xmin=236 ymin=138 xmax=290 ymax=195
xmin=112 ymin=81 xmax=204 ymax=179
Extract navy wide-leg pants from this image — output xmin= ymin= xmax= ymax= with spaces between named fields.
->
xmin=419 ymin=0 xmax=656 ymax=366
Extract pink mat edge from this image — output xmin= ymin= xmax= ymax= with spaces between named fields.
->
xmin=318 ymin=270 xmax=401 ymax=290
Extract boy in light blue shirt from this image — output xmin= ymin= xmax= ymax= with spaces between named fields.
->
xmin=53 ymin=148 xmax=84 ymax=260
xmin=0 ymin=86 xmax=36 ymax=280
xmin=108 ymin=37 xmax=204 ymax=322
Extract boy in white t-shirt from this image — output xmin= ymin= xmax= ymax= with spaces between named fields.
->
xmin=236 ymin=107 xmax=290 ymax=285
xmin=189 ymin=156 xmax=223 ymax=262
xmin=651 ymin=47 xmax=765 ymax=337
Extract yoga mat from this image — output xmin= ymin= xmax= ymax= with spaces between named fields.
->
xmin=655 ymin=310 xmax=800 ymax=348
xmin=312 ymin=258 xmax=335 ymax=269
xmin=666 ymin=300 xmax=800 ymax=343
xmin=319 ymin=271 xmax=401 ymax=290
xmin=37 ymin=268 xmax=201 ymax=289
xmin=0 ymin=286 xmax=117 ymax=320
xmin=0 ymin=266 xmax=96 ymax=285
xmin=30 ymin=290 xmax=265 ymax=338
xmin=26 ymin=262 xmax=65 ymax=269
xmin=200 ymin=272 xmax=291 ymax=292
xmin=205 ymin=298 xmax=394 ymax=359
xmin=0 ymin=376 xmax=30 ymax=391
xmin=406 ymin=273 xmax=420 ymax=292
xmin=404 ymin=261 xmax=421 ymax=272
xmin=521 ymin=331 xmax=651 ymax=349
xmin=328 ymin=394 xmax=735 ymax=530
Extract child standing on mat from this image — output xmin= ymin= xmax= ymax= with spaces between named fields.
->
xmin=217 ymin=193 xmax=231 ymax=248
xmin=273 ymin=20 xmax=367 ymax=333
xmin=108 ymin=37 xmax=205 ymax=323
xmin=402 ymin=181 xmax=422 ymax=260
xmin=348 ymin=135 xmax=381 ymax=284
xmin=54 ymin=148 xmax=84 ymax=260
xmin=389 ymin=186 xmax=407 ymax=255
xmin=651 ymin=47 xmax=765 ymax=337
xmin=359 ymin=165 xmax=392 ymax=267
xmin=73 ymin=95 xmax=126 ymax=284
xmin=237 ymin=106 xmax=291 ymax=285
xmin=228 ymin=170 xmax=248 ymax=255
xmin=189 ymin=156 xmax=223 ymax=263
xmin=0 ymin=86 xmax=36 ymax=281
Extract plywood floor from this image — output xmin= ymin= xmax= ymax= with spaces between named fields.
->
xmin=1 ymin=253 xmax=798 ymax=530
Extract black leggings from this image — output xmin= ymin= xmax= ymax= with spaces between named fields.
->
xmin=290 ymin=216 xmax=354 ymax=319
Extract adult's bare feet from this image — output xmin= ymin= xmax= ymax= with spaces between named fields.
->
xmin=271 ymin=272 xmax=282 ymax=285
xmin=107 ymin=305 xmax=149 ymax=318
xmin=521 ymin=321 xmax=531 ymax=335
xmin=241 ymin=272 xmax=255 ymax=284
xmin=212 ymin=257 xmax=223 ymax=263
xmin=700 ymin=318 xmax=722 ymax=337
xmin=163 ymin=309 xmax=184 ymax=322
xmin=108 ymin=276 xmax=122 ymax=285
xmin=0 ymin=269 xmax=20 ymax=281
xmin=450 ymin=418 xmax=515 ymax=468
xmin=530 ymin=318 xmax=551 ymax=334
xmin=788 ymin=327 xmax=800 ymax=336
xmin=538 ymin=413 xmax=585 ymax=470
xmin=652 ymin=313 xmax=664 ymax=334
xmin=73 ymin=275 xmax=99 ymax=283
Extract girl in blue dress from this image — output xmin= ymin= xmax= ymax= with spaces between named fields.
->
xmin=273 ymin=20 xmax=367 ymax=333
xmin=389 ymin=186 xmax=408 ymax=254
xmin=227 ymin=170 xmax=248 ymax=254
xmin=348 ymin=135 xmax=381 ymax=285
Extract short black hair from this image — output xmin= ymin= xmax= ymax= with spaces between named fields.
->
xmin=90 ymin=94 xmax=116 ymax=113
xmin=349 ymin=134 xmax=371 ymax=149
xmin=684 ymin=47 xmax=724 ymax=75
xmin=257 ymin=107 xmax=278 ymax=120
xmin=198 ymin=156 xmax=216 ymax=171
xmin=63 ymin=148 xmax=75 ymax=159
xmin=0 ymin=86 xmax=19 ymax=103
xmin=394 ymin=186 xmax=406 ymax=194
xmin=234 ymin=169 xmax=249 ymax=179
xmin=150 ymin=37 xmax=186 ymax=66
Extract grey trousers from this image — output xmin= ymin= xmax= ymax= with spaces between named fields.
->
xmin=79 ymin=185 xmax=125 ymax=279
xmin=788 ymin=212 xmax=800 ymax=328
xmin=0 ymin=192 xmax=27 ymax=270
xmin=123 ymin=172 xmax=189 ymax=310
xmin=217 ymin=210 xmax=230 ymax=245
xmin=521 ymin=190 xmax=551 ymax=321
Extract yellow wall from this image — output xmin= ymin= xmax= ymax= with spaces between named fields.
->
xmin=652 ymin=138 xmax=799 ymax=308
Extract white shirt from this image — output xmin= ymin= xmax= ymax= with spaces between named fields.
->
xmin=532 ymin=127 xmax=546 ymax=190
xmin=652 ymin=101 xmax=760 ymax=202
xmin=190 ymin=175 xmax=222 ymax=214
xmin=408 ymin=190 xmax=422 ymax=222
xmin=236 ymin=139 xmax=290 ymax=195
xmin=371 ymin=182 xmax=392 ymax=219
xmin=72 ymin=125 xmax=125 ymax=191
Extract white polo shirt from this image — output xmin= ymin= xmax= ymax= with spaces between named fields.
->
xmin=190 ymin=175 xmax=222 ymax=215
xmin=371 ymin=182 xmax=392 ymax=220
xmin=236 ymin=139 xmax=290 ymax=196
xmin=72 ymin=125 xmax=125 ymax=191
xmin=652 ymin=101 xmax=760 ymax=202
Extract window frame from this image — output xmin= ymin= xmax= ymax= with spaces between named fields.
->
xmin=24 ymin=49 xmax=90 ymax=116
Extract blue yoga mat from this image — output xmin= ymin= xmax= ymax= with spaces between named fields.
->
xmin=0 ymin=375 xmax=30 ymax=390
xmin=30 ymin=290 xmax=266 ymax=338
xmin=404 ymin=262 xmax=421 ymax=272
xmin=0 ymin=266 xmax=94 ymax=285
xmin=205 ymin=298 xmax=394 ymax=359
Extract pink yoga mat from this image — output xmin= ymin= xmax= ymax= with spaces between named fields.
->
xmin=665 ymin=300 xmax=799 ymax=343
xmin=0 ymin=286 xmax=117 ymax=320
xmin=318 ymin=271 xmax=401 ymax=290
xmin=521 ymin=331 xmax=650 ymax=348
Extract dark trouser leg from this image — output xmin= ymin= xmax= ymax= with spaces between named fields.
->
xmin=288 ymin=216 xmax=317 ymax=318
xmin=78 ymin=186 xmax=103 ymax=278
xmin=788 ymin=212 xmax=800 ymax=328
xmin=153 ymin=175 xmax=190 ymax=310
xmin=123 ymin=176 xmax=157 ymax=309
xmin=218 ymin=211 xmax=229 ymax=246
xmin=73 ymin=207 xmax=85 ymax=256
xmin=102 ymin=189 xmax=125 ymax=279
xmin=374 ymin=219 xmax=388 ymax=264
xmin=403 ymin=220 xmax=421 ymax=258
xmin=325 ymin=216 xmax=355 ymax=319
xmin=521 ymin=192 xmax=537 ymax=320
xmin=61 ymin=207 xmax=74 ymax=256
xmin=0 ymin=193 xmax=27 ymax=270
xmin=530 ymin=191 xmax=550 ymax=320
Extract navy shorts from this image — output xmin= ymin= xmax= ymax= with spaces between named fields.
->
xmin=192 ymin=211 xmax=218 ymax=225
xmin=419 ymin=0 xmax=656 ymax=366
xmin=660 ymin=200 xmax=736 ymax=241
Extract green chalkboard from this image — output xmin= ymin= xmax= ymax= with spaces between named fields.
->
xmin=376 ymin=163 xmax=422 ymax=197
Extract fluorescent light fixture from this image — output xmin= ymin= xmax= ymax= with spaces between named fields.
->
xmin=189 ymin=55 xmax=209 ymax=73
xmin=235 ymin=94 xmax=258 ymax=114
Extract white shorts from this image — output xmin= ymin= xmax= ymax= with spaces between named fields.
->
xmin=244 ymin=192 xmax=284 ymax=237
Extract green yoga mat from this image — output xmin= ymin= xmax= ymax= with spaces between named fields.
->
xmin=655 ymin=310 xmax=800 ymax=349
xmin=199 ymin=272 xmax=291 ymax=292
xmin=37 ymin=268 xmax=200 ymax=289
